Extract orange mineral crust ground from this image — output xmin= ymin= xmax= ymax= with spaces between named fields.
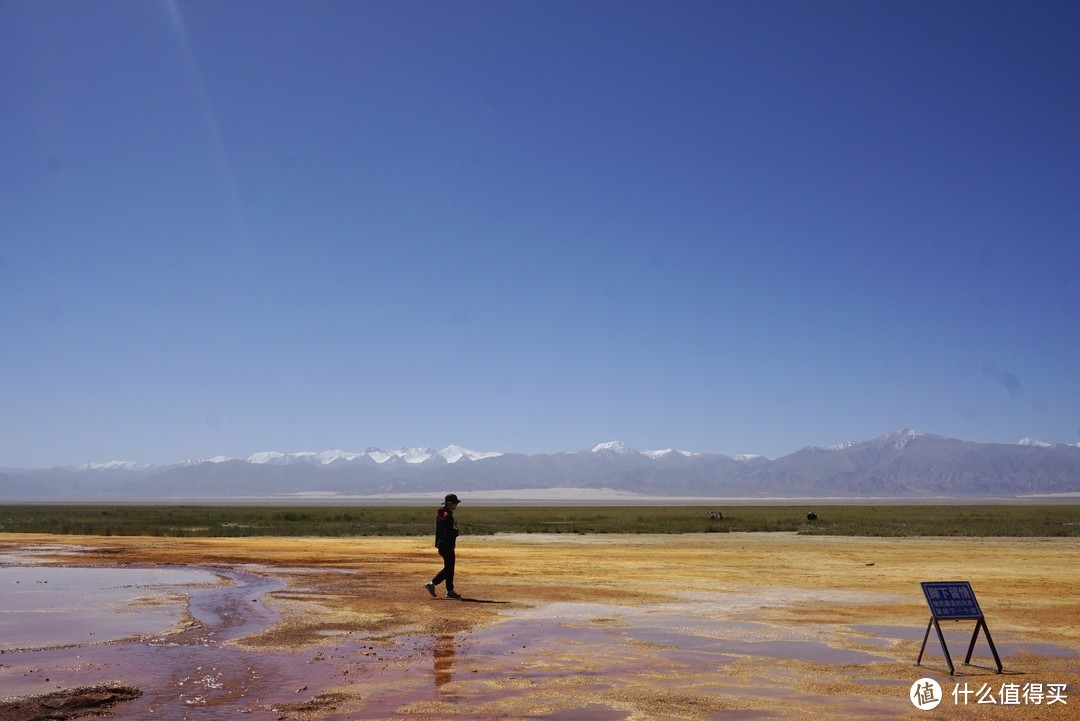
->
xmin=1 ymin=532 xmax=1077 ymax=720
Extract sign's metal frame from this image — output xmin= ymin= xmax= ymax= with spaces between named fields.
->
xmin=916 ymin=581 xmax=1002 ymax=675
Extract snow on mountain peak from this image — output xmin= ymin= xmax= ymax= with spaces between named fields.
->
xmin=246 ymin=451 xmax=290 ymax=465
xmin=591 ymin=441 xmax=638 ymax=455
xmin=244 ymin=450 xmax=362 ymax=465
xmin=74 ymin=460 xmax=148 ymax=471
xmin=314 ymin=449 xmax=363 ymax=464
xmin=400 ymin=447 xmax=437 ymax=464
xmin=438 ymin=445 xmax=503 ymax=463
xmin=877 ymin=429 xmax=925 ymax=450
xmin=237 ymin=446 xmax=503 ymax=465
xmin=643 ymin=448 xmax=699 ymax=459
xmin=878 ymin=429 xmax=924 ymax=439
xmin=1017 ymin=437 xmax=1052 ymax=448
xmin=364 ymin=448 xmax=397 ymax=464
xmin=360 ymin=448 xmax=436 ymax=464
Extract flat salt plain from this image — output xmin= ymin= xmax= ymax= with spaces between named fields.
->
xmin=1 ymin=507 xmax=1078 ymax=720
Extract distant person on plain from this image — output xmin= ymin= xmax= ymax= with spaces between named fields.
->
xmin=425 ymin=494 xmax=461 ymax=599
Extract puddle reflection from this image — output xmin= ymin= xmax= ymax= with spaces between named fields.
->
xmin=2 ymin=551 xmax=1070 ymax=721
xmin=433 ymin=634 xmax=455 ymax=693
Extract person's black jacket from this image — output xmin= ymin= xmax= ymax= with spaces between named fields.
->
xmin=435 ymin=506 xmax=458 ymax=548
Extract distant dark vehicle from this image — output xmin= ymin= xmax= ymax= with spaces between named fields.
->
xmin=806 ymin=512 xmax=818 ymax=521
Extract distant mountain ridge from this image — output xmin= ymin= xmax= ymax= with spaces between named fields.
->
xmin=62 ymin=444 xmax=505 ymax=472
xmin=240 ymin=445 xmax=504 ymax=467
xmin=3 ymin=431 xmax=1080 ymax=500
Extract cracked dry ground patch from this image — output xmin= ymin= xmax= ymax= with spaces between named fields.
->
xmin=1 ymin=532 xmax=1078 ymax=720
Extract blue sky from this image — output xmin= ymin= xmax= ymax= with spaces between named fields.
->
xmin=2 ymin=1 xmax=1079 ymax=468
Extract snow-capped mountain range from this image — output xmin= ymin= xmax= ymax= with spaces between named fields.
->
xmin=242 ymin=445 xmax=503 ymax=467
xmin=4 ymin=431 xmax=1080 ymax=500
xmin=64 ymin=442 xmax=707 ymax=472
xmin=67 ymin=445 xmax=505 ymax=472
xmin=55 ymin=432 xmax=1080 ymax=473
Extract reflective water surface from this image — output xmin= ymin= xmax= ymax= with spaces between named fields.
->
xmin=1 ymin=565 xmax=220 ymax=650
xmin=0 ymin=552 xmax=299 ymax=719
xmin=4 ymin=550 xmax=1071 ymax=721
xmin=0 ymin=559 xmax=910 ymax=720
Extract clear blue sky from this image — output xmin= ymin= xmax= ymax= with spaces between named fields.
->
xmin=3 ymin=0 xmax=1078 ymax=468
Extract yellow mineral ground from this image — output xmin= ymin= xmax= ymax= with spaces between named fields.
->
xmin=2 ymin=531 xmax=1077 ymax=720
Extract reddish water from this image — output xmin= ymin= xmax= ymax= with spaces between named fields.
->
xmin=1 ymin=565 xmax=218 ymax=650
xmin=3 ymin=559 xmax=1013 ymax=720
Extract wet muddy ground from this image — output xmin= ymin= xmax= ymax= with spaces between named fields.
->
xmin=1 ymin=532 xmax=1077 ymax=720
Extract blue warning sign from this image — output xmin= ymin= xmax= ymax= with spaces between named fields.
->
xmin=921 ymin=581 xmax=983 ymax=620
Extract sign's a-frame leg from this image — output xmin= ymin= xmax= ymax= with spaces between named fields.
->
xmin=917 ymin=617 xmax=956 ymax=674
xmin=917 ymin=617 xmax=1003 ymax=675
xmin=964 ymin=618 xmax=1003 ymax=673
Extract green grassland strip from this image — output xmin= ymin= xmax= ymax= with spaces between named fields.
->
xmin=0 ymin=505 xmax=1078 ymax=538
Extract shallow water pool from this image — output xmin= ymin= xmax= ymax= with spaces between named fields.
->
xmin=0 ymin=565 xmax=222 ymax=651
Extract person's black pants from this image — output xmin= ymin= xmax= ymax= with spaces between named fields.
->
xmin=432 ymin=544 xmax=455 ymax=592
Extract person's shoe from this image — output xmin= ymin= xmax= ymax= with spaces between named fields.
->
xmin=424 ymin=582 xmax=437 ymax=598
xmin=446 ymin=590 xmax=462 ymax=599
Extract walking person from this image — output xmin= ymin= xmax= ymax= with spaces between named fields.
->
xmin=425 ymin=494 xmax=462 ymax=599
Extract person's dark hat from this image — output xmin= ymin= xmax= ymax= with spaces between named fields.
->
xmin=444 ymin=493 xmax=461 ymax=505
